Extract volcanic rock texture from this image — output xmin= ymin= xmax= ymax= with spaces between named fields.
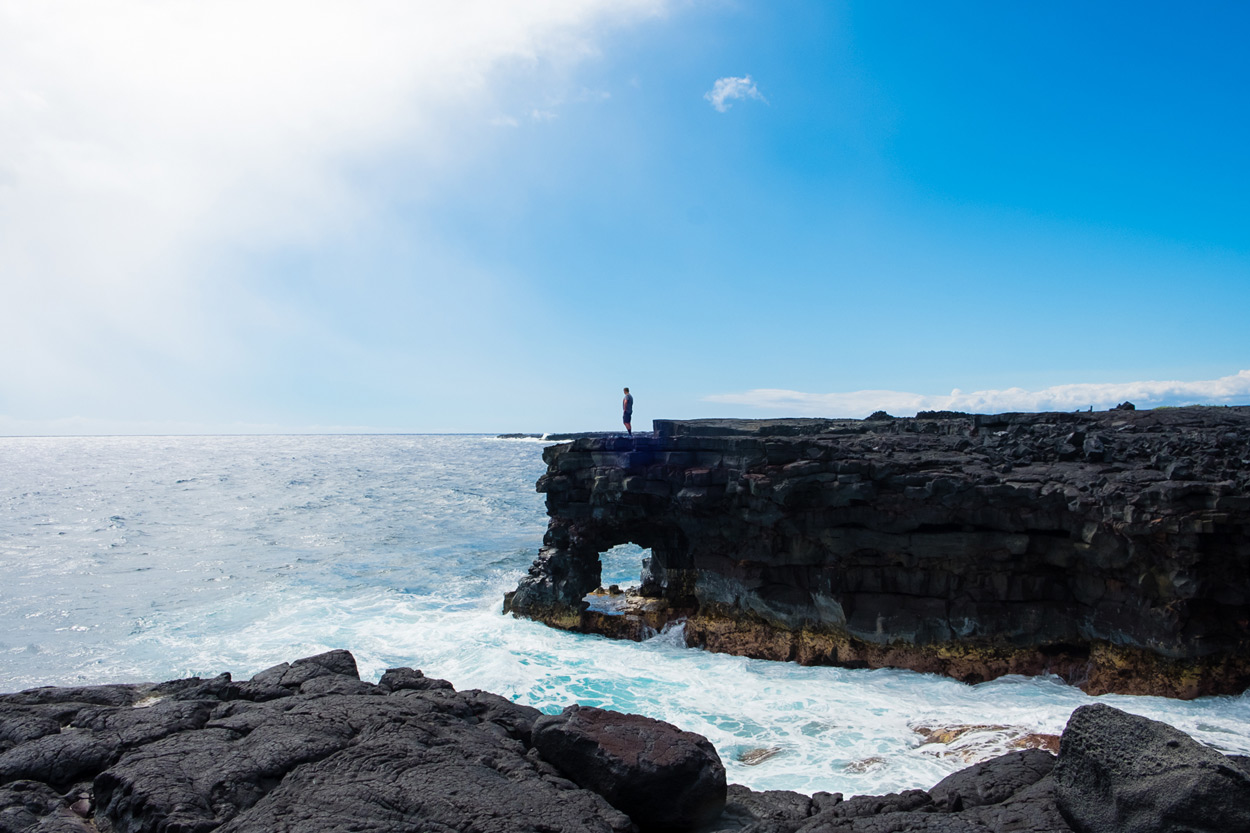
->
xmin=4 ymin=651 xmax=1250 ymax=832
xmin=506 ymin=407 xmax=1250 ymax=697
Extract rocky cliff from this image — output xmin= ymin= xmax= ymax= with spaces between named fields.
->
xmin=505 ymin=407 xmax=1250 ymax=698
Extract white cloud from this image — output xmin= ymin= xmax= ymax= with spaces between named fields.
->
xmin=0 ymin=0 xmax=665 ymax=426
xmin=704 ymin=370 xmax=1250 ymax=418
xmin=704 ymin=74 xmax=765 ymax=112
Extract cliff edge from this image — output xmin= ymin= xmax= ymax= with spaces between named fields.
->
xmin=505 ymin=407 xmax=1250 ymax=698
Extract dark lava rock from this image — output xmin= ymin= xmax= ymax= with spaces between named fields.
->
xmin=532 ymin=704 xmax=727 ymax=831
xmin=814 ymin=790 xmax=934 ymax=821
xmin=1 ymin=652 xmax=638 ymax=833
xmin=461 ymin=689 xmax=543 ymax=744
xmin=152 ymin=672 xmax=239 ymax=702
xmin=928 ymin=748 xmax=1054 ymax=811
xmin=0 ymin=684 xmax=147 ymax=708
xmin=794 ymin=790 xmax=948 ymax=831
xmin=606 ymin=722 xmax=1074 ymax=833
xmin=711 ymin=784 xmax=814 ymax=831
xmin=0 ymin=780 xmax=69 ymax=832
xmin=377 ymin=666 xmax=455 ymax=693
xmin=972 ymin=775 xmax=1071 ymax=833
xmin=798 ymin=816 xmax=986 ymax=832
xmin=248 ymin=648 xmax=360 ymax=688
xmin=0 ymin=707 xmax=62 ymax=752
xmin=209 ymin=709 xmax=633 ymax=833
xmin=793 ymin=772 xmax=1072 ymax=832
xmin=4 ymin=655 xmax=1248 ymax=833
xmin=0 ymin=729 xmax=123 ymax=789
xmin=1053 ymin=703 xmax=1250 ymax=832
xmin=509 ymin=408 xmax=1250 ymax=697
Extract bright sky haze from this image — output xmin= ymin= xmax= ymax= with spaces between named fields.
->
xmin=3 ymin=1 xmax=1248 ymax=435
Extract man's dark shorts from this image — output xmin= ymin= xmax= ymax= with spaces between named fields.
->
xmin=623 ymin=411 xmax=633 ymax=424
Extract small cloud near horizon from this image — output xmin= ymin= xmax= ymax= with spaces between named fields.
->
xmin=703 ymin=370 xmax=1250 ymax=418
xmin=704 ymin=75 xmax=766 ymax=112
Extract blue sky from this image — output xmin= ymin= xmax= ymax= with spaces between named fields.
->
xmin=2 ymin=0 xmax=1248 ymax=434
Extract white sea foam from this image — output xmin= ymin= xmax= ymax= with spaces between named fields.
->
xmin=2 ymin=434 xmax=1249 ymax=796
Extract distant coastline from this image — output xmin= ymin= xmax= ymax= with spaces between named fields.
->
xmin=498 ymin=431 xmax=630 ymax=442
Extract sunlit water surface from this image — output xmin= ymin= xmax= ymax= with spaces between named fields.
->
xmin=2 ymin=435 xmax=1248 ymax=795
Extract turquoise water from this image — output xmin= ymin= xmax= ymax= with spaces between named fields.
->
xmin=2 ymin=434 xmax=1248 ymax=796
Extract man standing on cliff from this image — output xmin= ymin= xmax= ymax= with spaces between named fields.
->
xmin=622 ymin=387 xmax=633 ymax=436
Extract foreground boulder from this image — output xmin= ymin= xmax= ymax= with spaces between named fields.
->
xmin=3 ymin=652 xmax=1249 ymax=832
xmin=1054 ymin=703 xmax=1250 ymax=832
xmin=532 ymin=705 xmax=726 ymax=831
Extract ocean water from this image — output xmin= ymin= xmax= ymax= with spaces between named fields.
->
xmin=2 ymin=434 xmax=1249 ymax=796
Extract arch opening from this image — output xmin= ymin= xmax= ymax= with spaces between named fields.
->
xmin=583 ymin=542 xmax=652 ymax=614
xmin=598 ymin=542 xmax=650 ymax=591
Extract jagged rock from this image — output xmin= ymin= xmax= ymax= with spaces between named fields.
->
xmin=807 ymin=790 xmax=933 ymax=822
xmin=0 ymin=652 xmax=638 ymax=833
xmin=210 ymin=711 xmax=633 ymax=833
xmin=719 ymin=784 xmax=812 ymax=824
xmin=296 ymin=675 xmax=380 ymax=697
xmin=0 ymin=707 xmax=61 ymax=753
xmin=505 ymin=545 xmax=602 ymax=629
xmin=152 ymin=672 xmax=239 ymax=702
xmin=0 ymin=684 xmax=148 ymax=709
xmin=1053 ymin=703 xmax=1250 ymax=832
xmin=377 ymin=667 xmax=454 ymax=693
xmin=91 ymin=664 xmax=635 ymax=833
xmin=461 ymin=690 xmax=543 ymax=744
xmin=928 ymin=748 xmax=1054 ymax=811
xmin=0 ymin=730 xmax=123 ymax=789
xmin=798 ymin=817 xmax=987 ymax=832
xmin=791 ymin=774 xmax=1073 ymax=833
xmin=532 ymin=704 xmax=727 ymax=831
xmin=4 ymin=656 xmax=1249 ymax=833
xmin=248 ymin=648 xmax=360 ymax=688
xmin=0 ymin=780 xmax=68 ymax=832
xmin=972 ymin=775 xmax=1071 ymax=833
xmin=508 ymin=408 xmax=1250 ymax=697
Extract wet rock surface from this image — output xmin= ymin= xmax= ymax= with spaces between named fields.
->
xmin=506 ymin=407 xmax=1250 ymax=697
xmin=2 ymin=652 xmax=1248 ymax=832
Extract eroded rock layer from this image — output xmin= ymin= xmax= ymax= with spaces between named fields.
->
xmin=505 ymin=407 xmax=1250 ymax=697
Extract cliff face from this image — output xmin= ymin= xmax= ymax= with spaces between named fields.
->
xmin=504 ymin=407 xmax=1250 ymax=698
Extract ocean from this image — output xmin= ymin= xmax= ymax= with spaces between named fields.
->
xmin=2 ymin=434 xmax=1248 ymax=796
